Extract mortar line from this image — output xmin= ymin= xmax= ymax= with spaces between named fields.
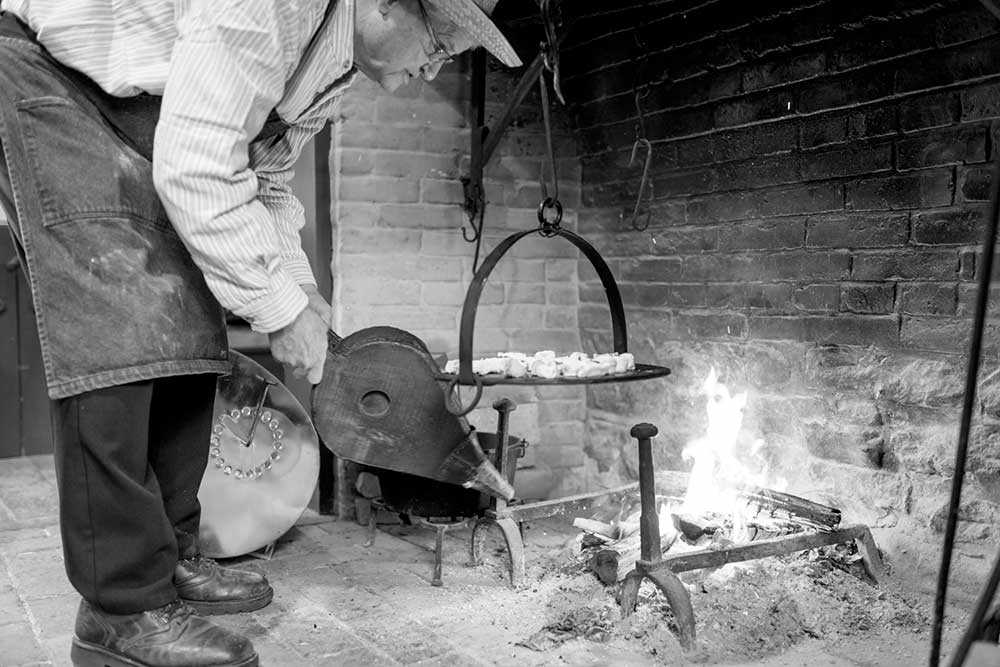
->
xmin=0 ymin=550 xmax=48 ymax=657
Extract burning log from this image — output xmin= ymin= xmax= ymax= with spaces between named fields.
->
xmin=590 ymin=541 xmax=647 ymax=586
xmin=583 ymin=488 xmax=843 ymax=585
xmin=571 ymin=518 xmax=619 ymax=541
xmin=589 ymin=513 xmax=679 ymax=586
xmin=656 ymin=469 xmax=842 ymax=531
xmin=740 ymin=486 xmax=841 ymax=531
xmin=671 ymin=513 xmax=722 ymax=542
xmin=567 ymin=463 xmax=843 ymax=585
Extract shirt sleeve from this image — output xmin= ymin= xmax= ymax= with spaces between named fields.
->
xmin=251 ymin=111 xmax=334 ymax=289
xmin=152 ymin=2 xmax=307 ymax=333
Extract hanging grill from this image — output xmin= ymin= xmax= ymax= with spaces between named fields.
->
xmin=438 ymin=210 xmax=670 ymax=416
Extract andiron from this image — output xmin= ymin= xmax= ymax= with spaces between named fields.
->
xmin=618 ymin=423 xmax=888 ymax=652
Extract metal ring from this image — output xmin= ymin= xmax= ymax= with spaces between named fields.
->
xmin=443 ymin=374 xmax=484 ymax=417
xmin=536 ymin=197 xmax=563 ymax=231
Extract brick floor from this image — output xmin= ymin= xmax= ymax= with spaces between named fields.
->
xmin=0 ymin=455 xmax=962 ymax=666
xmin=0 ymin=454 xmax=626 ymax=667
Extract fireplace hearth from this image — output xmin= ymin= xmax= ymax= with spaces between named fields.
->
xmin=612 ymin=422 xmax=887 ymax=650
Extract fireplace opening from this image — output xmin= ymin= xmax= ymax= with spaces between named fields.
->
xmin=323 ymin=0 xmax=1000 ymax=663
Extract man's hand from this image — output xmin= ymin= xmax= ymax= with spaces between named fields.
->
xmin=302 ymin=284 xmax=343 ymax=346
xmin=268 ymin=304 xmax=328 ymax=384
xmin=302 ymin=284 xmax=332 ymax=328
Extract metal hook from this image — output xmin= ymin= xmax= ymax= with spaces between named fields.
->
xmin=625 ymin=138 xmax=654 ymax=232
xmin=631 ymin=23 xmax=653 ymax=141
xmin=539 ymin=0 xmax=565 ymax=104
xmin=633 ymin=90 xmax=648 ymax=143
xmin=462 ymin=210 xmax=482 ymax=243
xmin=624 ymin=25 xmax=654 ymax=233
xmin=461 ymin=177 xmax=484 ymax=243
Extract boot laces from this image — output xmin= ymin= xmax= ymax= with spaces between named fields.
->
xmin=152 ymin=599 xmax=192 ymax=625
xmin=180 ymin=555 xmax=219 ymax=573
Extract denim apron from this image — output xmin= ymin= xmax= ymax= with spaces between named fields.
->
xmin=0 ymin=13 xmax=298 ymax=399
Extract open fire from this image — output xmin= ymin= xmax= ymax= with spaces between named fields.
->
xmin=575 ymin=370 xmax=843 ymax=579
xmin=680 ymin=368 xmax=787 ymax=544
xmin=562 ymin=370 xmax=887 ymax=649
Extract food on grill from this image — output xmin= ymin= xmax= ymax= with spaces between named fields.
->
xmin=444 ymin=351 xmax=636 ymax=378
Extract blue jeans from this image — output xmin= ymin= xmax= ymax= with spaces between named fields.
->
xmin=0 ymin=13 xmax=230 ymax=399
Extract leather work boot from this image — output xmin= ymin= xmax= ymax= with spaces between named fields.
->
xmin=71 ymin=598 xmax=258 ymax=667
xmin=175 ymin=556 xmax=274 ymax=615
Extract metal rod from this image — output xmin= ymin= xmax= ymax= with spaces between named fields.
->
xmin=433 ymin=525 xmax=445 ymax=586
xmin=491 ymin=398 xmax=516 ymax=514
xmin=538 ymin=70 xmax=559 ymax=203
xmin=647 ymin=524 xmax=876 ymax=574
xmin=463 ymin=48 xmax=488 ymax=247
xmin=948 ymin=551 xmax=1000 ymax=667
xmin=480 ymin=24 xmax=572 ymax=163
xmin=461 ymin=24 xmax=572 ymax=259
xmin=632 ymin=423 xmax=661 ymax=563
xmin=481 ymin=50 xmax=545 ymax=162
xmin=626 ymin=137 xmax=653 ymax=231
xmin=979 ymin=0 xmax=1000 ymax=22
xmin=930 ymin=151 xmax=1000 ymax=666
xmin=487 ymin=482 xmax=639 ymax=522
xmin=242 ymin=382 xmax=273 ymax=448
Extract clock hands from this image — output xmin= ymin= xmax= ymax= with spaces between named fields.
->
xmin=220 ymin=378 xmax=276 ymax=447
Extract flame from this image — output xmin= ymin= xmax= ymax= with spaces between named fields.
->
xmin=680 ymin=368 xmax=785 ymax=542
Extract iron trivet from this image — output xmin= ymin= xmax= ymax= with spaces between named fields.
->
xmin=619 ymin=423 xmax=888 ymax=650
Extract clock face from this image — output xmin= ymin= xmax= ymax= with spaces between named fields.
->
xmin=209 ymin=406 xmax=286 ymax=481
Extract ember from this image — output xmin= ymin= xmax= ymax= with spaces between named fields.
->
xmin=510 ymin=540 xmax=927 ymax=665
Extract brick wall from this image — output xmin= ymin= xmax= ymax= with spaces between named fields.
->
xmin=559 ymin=0 xmax=1000 ymax=592
xmin=328 ymin=61 xmax=590 ymax=496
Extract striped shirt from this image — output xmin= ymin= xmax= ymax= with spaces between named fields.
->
xmin=1 ymin=0 xmax=357 ymax=333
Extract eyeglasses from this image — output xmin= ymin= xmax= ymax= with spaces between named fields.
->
xmin=416 ymin=0 xmax=453 ymax=65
